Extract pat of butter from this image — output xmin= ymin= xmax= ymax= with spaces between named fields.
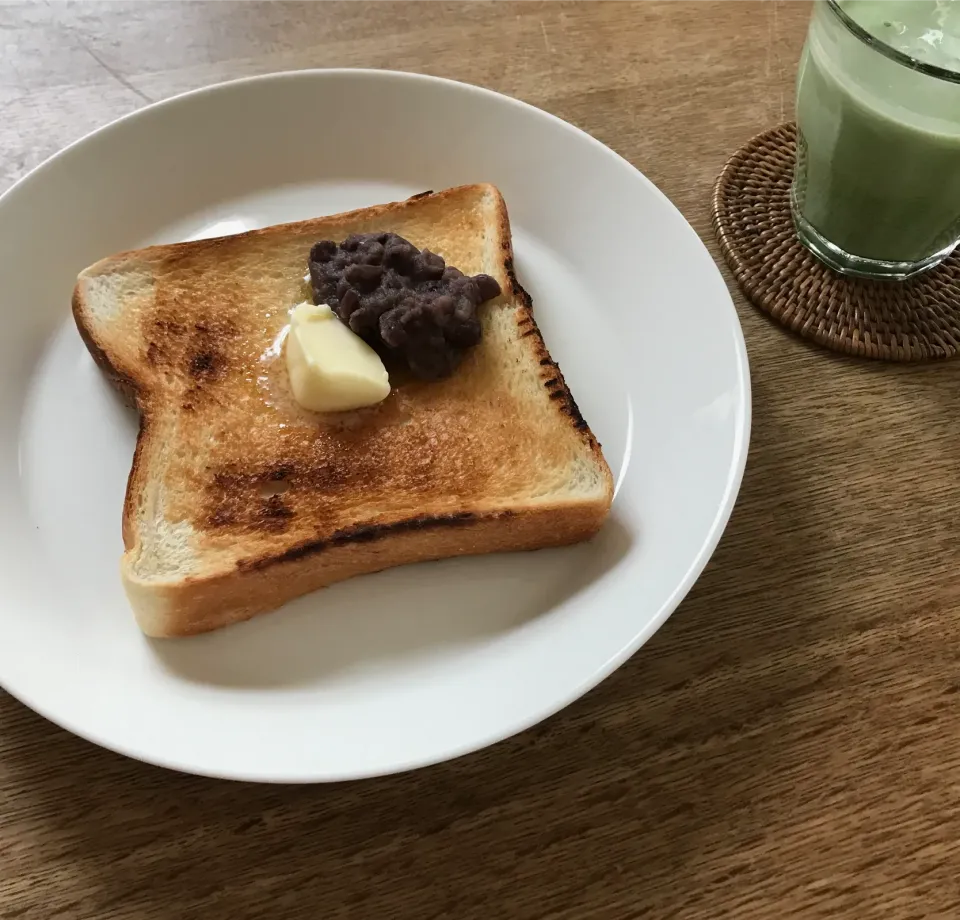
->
xmin=285 ymin=303 xmax=390 ymax=412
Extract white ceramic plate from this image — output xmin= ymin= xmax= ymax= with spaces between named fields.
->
xmin=0 ymin=70 xmax=749 ymax=782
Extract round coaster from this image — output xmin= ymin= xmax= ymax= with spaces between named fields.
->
xmin=712 ymin=122 xmax=960 ymax=361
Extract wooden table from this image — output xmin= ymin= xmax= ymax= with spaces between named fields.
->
xmin=3 ymin=2 xmax=960 ymax=917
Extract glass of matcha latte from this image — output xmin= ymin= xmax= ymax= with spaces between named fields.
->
xmin=793 ymin=0 xmax=960 ymax=279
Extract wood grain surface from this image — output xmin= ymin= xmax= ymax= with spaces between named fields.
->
xmin=3 ymin=2 xmax=960 ymax=918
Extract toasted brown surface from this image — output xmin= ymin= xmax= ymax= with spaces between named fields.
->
xmin=73 ymin=184 xmax=613 ymax=636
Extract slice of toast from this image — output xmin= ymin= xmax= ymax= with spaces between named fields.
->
xmin=73 ymin=184 xmax=614 ymax=637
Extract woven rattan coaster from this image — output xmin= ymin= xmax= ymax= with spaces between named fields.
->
xmin=712 ymin=122 xmax=960 ymax=361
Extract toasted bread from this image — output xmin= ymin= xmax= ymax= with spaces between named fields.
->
xmin=73 ymin=184 xmax=614 ymax=637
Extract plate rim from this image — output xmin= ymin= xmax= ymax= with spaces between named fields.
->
xmin=1 ymin=68 xmax=752 ymax=782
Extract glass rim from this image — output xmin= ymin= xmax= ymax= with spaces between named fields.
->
xmin=826 ymin=0 xmax=960 ymax=85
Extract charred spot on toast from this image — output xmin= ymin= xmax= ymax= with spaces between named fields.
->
xmin=199 ymin=455 xmax=388 ymax=539
xmin=558 ymin=395 xmax=590 ymax=431
xmin=497 ymin=244 xmax=596 ymax=441
xmin=408 ymin=190 xmax=434 ymax=200
xmin=501 ymin=250 xmax=533 ymax=302
xmin=141 ymin=304 xmax=238 ymax=413
xmin=182 ymin=419 xmax=462 ymax=542
xmin=209 ymin=507 xmax=234 ymax=528
xmin=184 ymin=320 xmax=234 ymax=385
xmin=512 ymin=295 xmax=595 ymax=441
xmin=189 ymin=350 xmax=219 ymax=377
xmin=547 ymin=369 xmax=590 ymax=431
xmin=236 ymin=511 xmax=488 ymax=571
xmin=206 ymin=469 xmax=297 ymax=534
xmin=148 ymin=268 xmax=239 ymax=392
xmin=207 ymin=500 xmax=293 ymax=534
xmin=330 ymin=511 xmax=475 ymax=545
xmin=262 ymin=495 xmax=295 ymax=528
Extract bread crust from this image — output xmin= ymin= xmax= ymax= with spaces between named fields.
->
xmin=73 ymin=184 xmax=614 ymax=637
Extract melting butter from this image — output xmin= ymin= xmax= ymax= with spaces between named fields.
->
xmin=285 ymin=303 xmax=390 ymax=413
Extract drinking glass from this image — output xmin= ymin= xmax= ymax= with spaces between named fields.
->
xmin=792 ymin=0 xmax=960 ymax=280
